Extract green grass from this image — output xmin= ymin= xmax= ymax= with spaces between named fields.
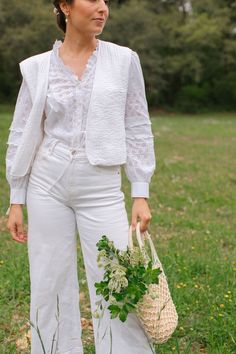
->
xmin=0 ymin=108 xmax=236 ymax=353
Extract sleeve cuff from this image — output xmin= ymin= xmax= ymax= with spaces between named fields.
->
xmin=6 ymin=188 xmax=26 ymax=215
xmin=10 ymin=188 xmax=27 ymax=205
xmin=131 ymin=182 xmax=149 ymax=198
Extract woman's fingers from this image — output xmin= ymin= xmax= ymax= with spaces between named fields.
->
xmin=9 ymin=223 xmax=23 ymax=243
xmin=131 ymin=198 xmax=152 ymax=232
xmin=7 ymin=208 xmax=28 ymax=243
xmin=12 ymin=226 xmax=27 ymax=243
xmin=16 ymin=222 xmax=27 ymax=242
xmin=139 ymin=218 xmax=151 ymax=233
xmin=10 ymin=223 xmax=27 ymax=243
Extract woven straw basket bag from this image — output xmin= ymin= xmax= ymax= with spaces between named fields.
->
xmin=128 ymin=221 xmax=178 ymax=344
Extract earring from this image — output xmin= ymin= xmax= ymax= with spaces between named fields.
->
xmin=65 ymin=13 xmax=69 ymax=23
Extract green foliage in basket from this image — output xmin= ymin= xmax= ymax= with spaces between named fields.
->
xmin=93 ymin=235 xmax=162 ymax=323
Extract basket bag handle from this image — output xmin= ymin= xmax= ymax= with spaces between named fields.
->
xmin=128 ymin=221 xmax=163 ymax=269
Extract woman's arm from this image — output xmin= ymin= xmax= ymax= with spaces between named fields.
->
xmin=124 ymin=50 xmax=156 ymax=200
xmin=5 ymin=76 xmax=33 ymax=216
xmin=124 ymin=50 xmax=156 ymax=232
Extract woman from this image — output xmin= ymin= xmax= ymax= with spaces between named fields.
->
xmin=5 ymin=0 xmax=156 ymax=353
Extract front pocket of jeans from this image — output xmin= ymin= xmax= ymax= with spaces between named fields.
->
xmin=29 ymin=152 xmax=67 ymax=190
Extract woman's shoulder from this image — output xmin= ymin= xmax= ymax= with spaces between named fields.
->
xmin=101 ymin=39 xmax=133 ymax=56
xmin=19 ymin=49 xmax=52 ymax=69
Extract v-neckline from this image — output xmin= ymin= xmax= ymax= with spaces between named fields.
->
xmin=54 ymin=39 xmax=100 ymax=83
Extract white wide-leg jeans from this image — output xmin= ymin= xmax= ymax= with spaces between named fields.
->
xmin=26 ymin=137 xmax=154 ymax=354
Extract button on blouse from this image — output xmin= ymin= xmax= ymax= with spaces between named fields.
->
xmin=5 ymin=39 xmax=156 ymax=207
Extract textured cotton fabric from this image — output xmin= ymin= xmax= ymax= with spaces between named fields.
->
xmin=6 ymin=38 xmax=156 ymax=205
xmin=8 ymin=40 xmax=132 ymax=179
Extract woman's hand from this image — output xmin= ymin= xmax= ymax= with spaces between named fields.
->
xmin=131 ymin=197 xmax=152 ymax=233
xmin=6 ymin=205 xmax=28 ymax=243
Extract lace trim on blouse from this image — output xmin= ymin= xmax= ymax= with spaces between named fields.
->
xmin=52 ymin=38 xmax=99 ymax=83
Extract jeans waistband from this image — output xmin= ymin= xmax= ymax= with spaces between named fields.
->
xmin=40 ymin=137 xmax=87 ymax=160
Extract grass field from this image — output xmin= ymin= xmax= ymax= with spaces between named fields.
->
xmin=0 ymin=106 xmax=235 ymax=353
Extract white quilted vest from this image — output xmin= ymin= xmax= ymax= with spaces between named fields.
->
xmin=10 ymin=39 xmax=132 ymax=177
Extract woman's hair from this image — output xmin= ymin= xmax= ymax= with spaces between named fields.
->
xmin=53 ymin=0 xmax=74 ymax=33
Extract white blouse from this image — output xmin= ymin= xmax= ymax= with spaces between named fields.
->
xmin=6 ymin=39 xmax=156 ymax=205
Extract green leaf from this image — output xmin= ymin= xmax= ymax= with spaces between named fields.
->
xmin=139 ymin=282 xmax=148 ymax=293
xmin=108 ymin=304 xmax=121 ymax=318
xmin=119 ymin=309 xmax=128 ymax=322
xmin=110 ymin=311 xmax=119 ymax=319
xmin=124 ymin=302 xmax=136 ymax=311
xmin=95 ymin=288 xmax=102 ymax=295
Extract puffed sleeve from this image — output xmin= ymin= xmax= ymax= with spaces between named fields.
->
xmin=123 ymin=50 xmax=156 ymax=199
xmin=5 ymin=76 xmax=33 ymax=215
